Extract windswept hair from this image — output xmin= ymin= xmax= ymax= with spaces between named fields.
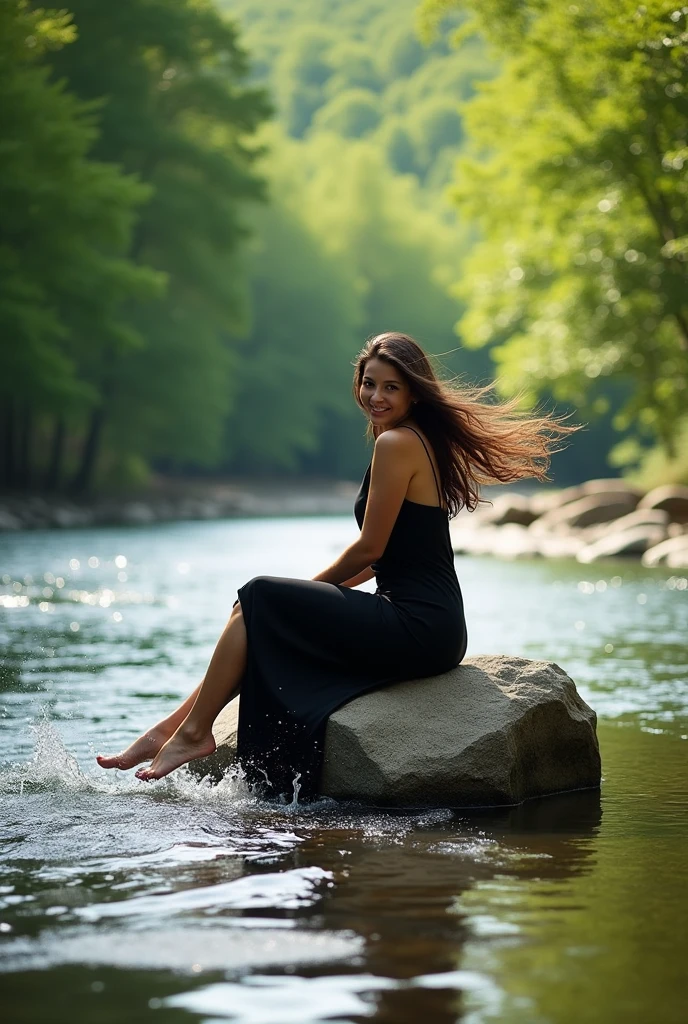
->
xmin=353 ymin=332 xmax=579 ymax=518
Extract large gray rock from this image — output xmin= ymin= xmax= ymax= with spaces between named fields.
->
xmin=576 ymin=524 xmax=668 ymax=563
xmin=481 ymin=494 xmax=539 ymax=527
xmin=531 ymin=492 xmax=640 ymax=532
xmin=642 ymin=533 xmax=688 ymax=568
xmin=638 ymin=484 xmax=688 ymax=523
xmin=532 ymin=479 xmax=642 ymax=516
xmin=196 ymin=656 xmax=600 ymax=807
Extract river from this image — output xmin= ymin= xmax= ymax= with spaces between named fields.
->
xmin=1 ymin=516 xmax=686 ymax=1023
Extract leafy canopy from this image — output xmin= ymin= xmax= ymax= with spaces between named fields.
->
xmin=422 ymin=0 xmax=688 ymax=459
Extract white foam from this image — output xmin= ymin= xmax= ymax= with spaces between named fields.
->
xmin=0 ymin=719 xmax=288 ymax=810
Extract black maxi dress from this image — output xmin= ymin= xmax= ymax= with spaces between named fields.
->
xmin=235 ymin=426 xmax=468 ymax=801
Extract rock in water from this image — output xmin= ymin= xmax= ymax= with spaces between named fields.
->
xmin=195 ymin=656 xmax=600 ymax=807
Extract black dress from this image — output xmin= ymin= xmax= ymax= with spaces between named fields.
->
xmin=236 ymin=426 xmax=468 ymax=801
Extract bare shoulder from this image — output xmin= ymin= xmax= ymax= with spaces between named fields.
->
xmin=373 ymin=427 xmax=417 ymax=456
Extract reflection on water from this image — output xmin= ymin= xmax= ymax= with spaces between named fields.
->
xmin=0 ymin=518 xmax=687 ymax=1023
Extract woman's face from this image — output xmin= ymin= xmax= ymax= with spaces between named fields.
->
xmin=359 ymin=357 xmax=414 ymax=430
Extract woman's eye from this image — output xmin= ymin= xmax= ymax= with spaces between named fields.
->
xmin=386 ymin=385 xmax=398 ymax=391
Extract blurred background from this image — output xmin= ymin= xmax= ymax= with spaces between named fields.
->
xmin=1 ymin=0 xmax=686 ymax=503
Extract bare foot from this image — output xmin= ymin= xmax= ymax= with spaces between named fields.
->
xmin=96 ymin=727 xmax=172 ymax=771
xmin=134 ymin=728 xmax=216 ymax=781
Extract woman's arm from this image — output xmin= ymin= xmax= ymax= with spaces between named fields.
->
xmin=340 ymin=566 xmax=376 ymax=588
xmin=311 ymin=429 xmax=415 ymax=586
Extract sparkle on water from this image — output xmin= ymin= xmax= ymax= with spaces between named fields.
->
xmin=0 ymin=516 xmax=686 ymax=1024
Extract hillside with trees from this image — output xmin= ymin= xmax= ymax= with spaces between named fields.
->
xmin=4 ymin=0 xmax=681 ymax=494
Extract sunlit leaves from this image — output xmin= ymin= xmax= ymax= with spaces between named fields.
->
xmin=433 ymin=0 xmax=688 ymax=458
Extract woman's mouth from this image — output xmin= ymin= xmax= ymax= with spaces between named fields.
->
xmin=369 ymin=406 xmax=390 ymax=416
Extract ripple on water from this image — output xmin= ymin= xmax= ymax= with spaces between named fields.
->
xmin=0 ymin=926 xmax=364 ymax=976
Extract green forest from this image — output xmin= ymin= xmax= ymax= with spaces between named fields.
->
xmin=2 ymin=0 xmax=686 ymax=494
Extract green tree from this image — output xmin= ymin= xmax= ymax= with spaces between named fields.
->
xmin=423 ymin=0 xmax=688 ymax=462
xmin=311 ymin=88 xmax=381 ymax=137
xmin=224 ymin=193 xmax=363 ymax=471
xmin=43 ymin=0 xmax=271 ymax=491
xmin=0 ymin=1 xmax=159 ymax=491
xmin=272 ymin=27 xmax=335 ymax=137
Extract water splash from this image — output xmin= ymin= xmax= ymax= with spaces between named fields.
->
xmin=0 ymin=716 xmax=260 ymax=807
xmin=0 ymin=716 xmax=340 ymax=816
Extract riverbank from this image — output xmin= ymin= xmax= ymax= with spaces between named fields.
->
xmin=2 ymin=476 xmax=688 ymax=569
xmin=0 ymin=478 xmax=361 ymax=531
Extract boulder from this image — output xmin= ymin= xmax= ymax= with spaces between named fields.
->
xmin=637 ymin=484 xmax=688 ymax=524
xmin=481 ymin=494 xmax=538 ymax=527
xmin=642 ymin=533 xmax=688 ymax=568
xmin=195 ymin=656 xmax=601 ymax=808
xmin=451 ymin=524 xmax=540 ymax=559
xmin=579 ymin=478 xmax=643 ymax=500
xmin=531 ymin=479 xmax=642 ymax=516
xmin=535 ymin=533 xmax=587 ymax=559
xmin=576 ymin=524 xmax=667 ymax=564
xmin=531 ymin=492 xmax=640 ymax=532
xmin=588 ymin=507 xmax=669 ymax=540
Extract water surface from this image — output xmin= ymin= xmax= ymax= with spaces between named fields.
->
xmin=1 ymin=517 xmax=686 ymax=1023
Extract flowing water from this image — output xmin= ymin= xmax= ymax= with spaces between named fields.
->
xmin=0 ymin=516 xmax=686 ymax=1023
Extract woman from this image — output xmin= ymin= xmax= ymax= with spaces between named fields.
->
xmin=97 ymin=332 xmax=573 ymax=800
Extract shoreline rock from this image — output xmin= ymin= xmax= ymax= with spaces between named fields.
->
xmin=451 ymin=479 xmax=688 ymax=567
xmin=191 ymin=656 xmax=601 ymax=808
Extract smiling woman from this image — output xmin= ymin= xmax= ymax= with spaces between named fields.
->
xmin=97 ymin=332 xmax=576 ymax=800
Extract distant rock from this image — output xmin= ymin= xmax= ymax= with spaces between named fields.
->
xmin=481 ymin=494 xmax=539 ymax=527
xmin=531 ymin=492 xmax=640 ymax=532
xmin=120 ymin=502 xmax=157 ymax=526
xmin=589 ymin=507 xmax=669 ymax=539
xmin=452 ymin=524 xmax=541 ymax=559
xmin=579 ymin=478 xmax=644 ymax=500
xmin=195 ymin=657 xmax=601 ymax=808
xmin=532 ymin=479 xmax=642 ymax=516
xmin=638 ymin=484 xmax=688 ymax=523
xmin=0 ymin=508 xmax=22 ymax=530
xmin=50 ymin=506 xmax=93 ymax=529
xmin=535 ymin=533 xmax=587 ymax=559
xmin=642 ymin=533 xmax=688 ymax=568
xmin=576 ymin=524 xmax=668 ymax=563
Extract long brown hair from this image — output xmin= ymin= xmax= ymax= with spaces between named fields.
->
xmin=353 ymin=332 xmax=579 ymax=517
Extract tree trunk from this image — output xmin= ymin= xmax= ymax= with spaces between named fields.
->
xmin=45 ymin=416 xmax=66 ymax=492
xmin=70 ymin=405 xmax=106 ymax=495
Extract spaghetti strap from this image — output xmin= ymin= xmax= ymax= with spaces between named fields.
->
xmin=397 ymin=425 xmax=442 ymax=506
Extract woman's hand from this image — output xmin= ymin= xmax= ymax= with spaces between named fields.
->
xmin=339 ymin=567 xmax=376 ymax=588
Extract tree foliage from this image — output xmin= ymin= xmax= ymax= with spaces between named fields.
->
xmin=220 ymin=0 xmax=494 ymax=187
xmin=0 ymin=1 xmax=159 ymax=489
xmin=43 ymin=0 xmax=271 ymax=490
xmin=423 ymin=0 xmax=688 ymax=463
xmin=222 ymin=126 xmax=485 ymax=479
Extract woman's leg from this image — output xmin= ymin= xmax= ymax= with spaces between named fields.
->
xmin=135 ymin=601 xmax=247 ymax=781
xmin=96 ymin=683 xmax=203 ymax=770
